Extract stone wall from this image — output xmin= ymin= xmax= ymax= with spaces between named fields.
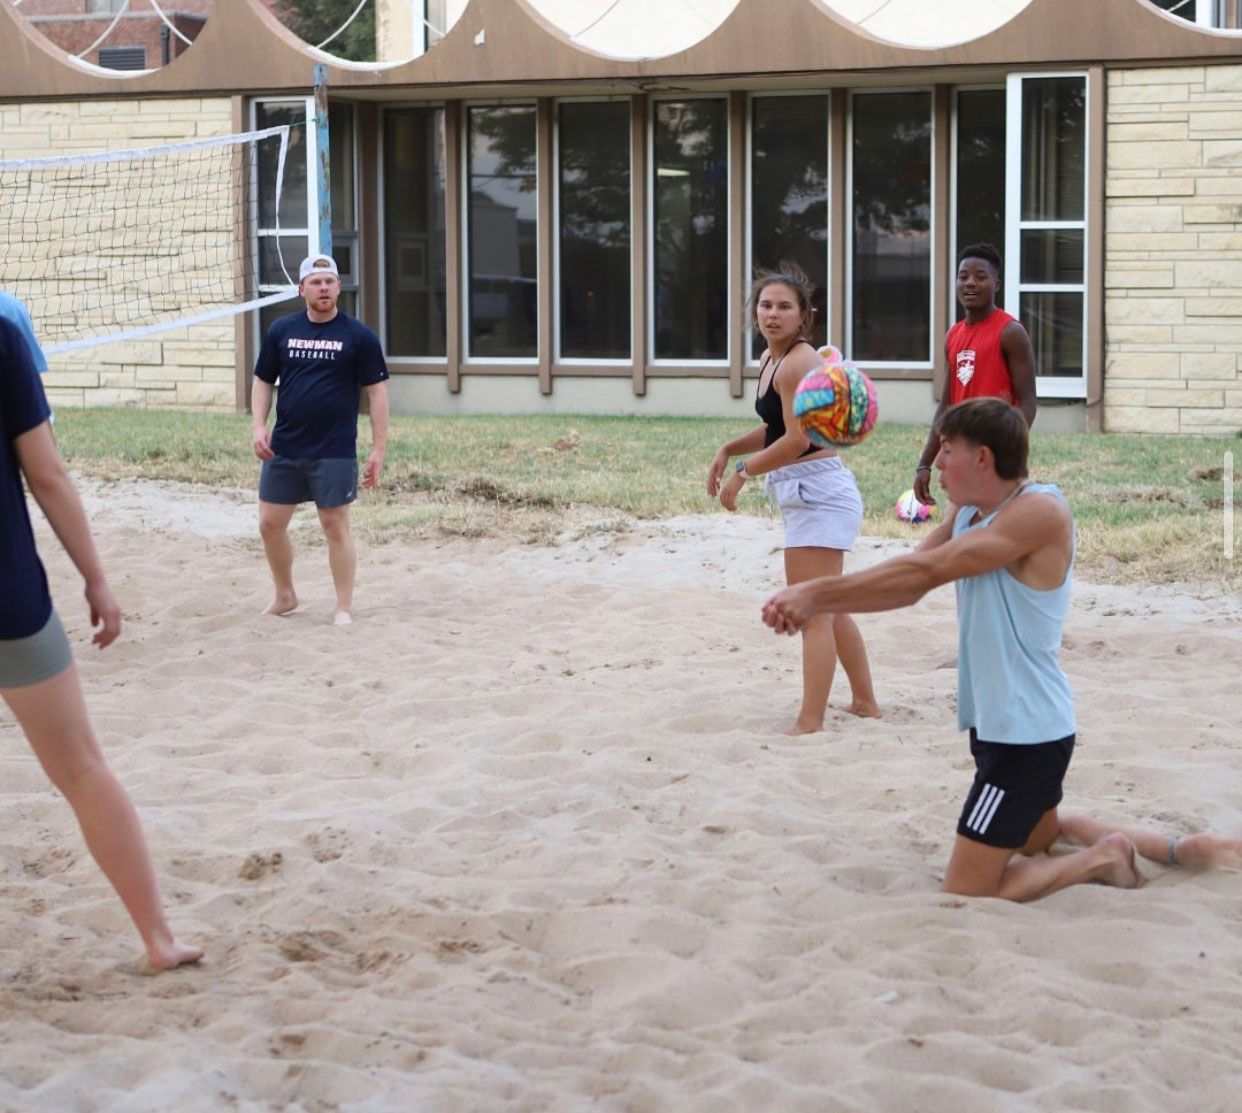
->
xmin=0 ymin=96 xmax=241 ymax=410
xmin=1105 ymin=64 xmax=1242 ymax=435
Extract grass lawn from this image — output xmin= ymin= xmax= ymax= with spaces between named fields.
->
xmin=52 ymin=408 xmax=1239 ymax=589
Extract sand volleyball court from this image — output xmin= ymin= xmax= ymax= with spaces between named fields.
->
xmin=1 ymin=480 xmax=1240 ymax=1111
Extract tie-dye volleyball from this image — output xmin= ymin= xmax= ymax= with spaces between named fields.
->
xmin=793 ymin=354 xmax=879 ymax=449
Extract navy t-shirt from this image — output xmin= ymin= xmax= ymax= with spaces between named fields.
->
xmin=253 ymin=311 xmax=389 ymax=460
xmin=0 ymin=317 xmax=53 ymax=640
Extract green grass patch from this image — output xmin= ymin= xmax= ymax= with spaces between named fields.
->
xmin=53 ymin=408 xmax=1238 ymax=588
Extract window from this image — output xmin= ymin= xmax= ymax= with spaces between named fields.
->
xmin=1006 ymin=74 xmax=1087 ymax=392
xmin=750 ymin=95 xmax=829 ymax=352
xmin=466 ymin=105 xmax=538 ymax=360
xmin=328 ymin=102 xmax=359 ymax=319
xmin=97 ymin=46 xmax=145 ymax=71
xmin=253 ymin=99 xmax=312 ymax=340
xmin=1148 ymin=0 xmax=1238 ymax=27
xmin=652 ymin=98 xmax=728 ymax=362
xmin=850 ymin=91 xmax=932 ymax=364
xmin=557 ymin=101 xmax=631 ymax=361
xmin=952 ymin=88 xmax=1006 ymax=319
xmin=383 ymin=107 xmax=447 ymax=358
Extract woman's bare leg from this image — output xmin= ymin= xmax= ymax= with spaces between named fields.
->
xmin=3 ymin=665 xmax=202 ymax=969
xmin=832 ymin=613 xmax=880 ymax=718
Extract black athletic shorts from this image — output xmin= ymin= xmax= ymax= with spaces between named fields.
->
xmin=956 ymin=729 xmax=1075 ymax=849
xmin=259 ymin=456 xmax=357 ymax=509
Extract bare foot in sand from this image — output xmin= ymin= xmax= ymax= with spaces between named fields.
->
xmin=1060 ymin=815 xmax=1242 ymax=871
xmin=146 ymin=937 xmax=204 ymax=971
xmin=333 ymin=610 xmax=353 ymax=626
xmin=1093 ymin=833 xmax=1143 ymax=889
xmin=847 ymin=700 xmax=882 ymax=719
xmin=264 ymin=590 xmax=298 ymax=616
xmin=785 ymin=717 xmax=824 ymax=736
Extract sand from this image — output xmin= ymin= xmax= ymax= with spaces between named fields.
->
xmin=1 ymin=479 xmax=1241 ymax=1112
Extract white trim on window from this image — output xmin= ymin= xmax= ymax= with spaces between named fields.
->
xmin=1005 ymin=71 xmax=1089 ymax=399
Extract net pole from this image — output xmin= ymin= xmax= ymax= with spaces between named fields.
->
xmin=313 ymin=62 xmax=332 ymax=258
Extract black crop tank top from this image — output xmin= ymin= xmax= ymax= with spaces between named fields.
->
xmin=755 ymin=338 xmax=818 ymax=454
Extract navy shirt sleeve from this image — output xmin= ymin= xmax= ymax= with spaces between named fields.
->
xmin=355 ymin=326 xmax=389 ymax=387
xmin=0 ymin=318 xmax=51 ymax=443
xmin=253 ymin=319 xmax=284 ymax=385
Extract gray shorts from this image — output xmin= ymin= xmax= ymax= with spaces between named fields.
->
xmin=765 ymin=456 xmax=864 ymax=551
xmin=0 ymin=609 xmax=73 ymax=689
xmin=259 ymin=456 xmax=358 ymax=509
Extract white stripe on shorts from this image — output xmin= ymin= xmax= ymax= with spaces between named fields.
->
xmin=966 ymin=783 xmax=1006 ymax=835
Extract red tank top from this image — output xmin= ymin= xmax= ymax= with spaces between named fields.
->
xmin=945 ymin=308 xmax=1021 ymax=405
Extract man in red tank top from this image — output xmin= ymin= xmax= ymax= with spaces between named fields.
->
xmin=913 ymin=244 xmax=1037 ymax=506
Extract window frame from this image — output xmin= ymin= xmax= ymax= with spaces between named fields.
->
xmin=845 ymin=86 xmax=936 ymax=371
xmin=461 ymin=99 xmax=540 ymax=366
xmin=553 ymin=95 xmax=634 ymax=367
xmin=647 ymin=92 xmax=732 ymax=368
xmin=378 ymin=101 xmax=449 ymax=364
xmin=1004 ymin=71 xmax=1089 ymax=399
xmin=745 ymin=90 xmax=832 ymax=367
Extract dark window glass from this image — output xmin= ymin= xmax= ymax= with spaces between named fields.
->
xmin=384 ymin=107 xmax=447 ymax=357
xmin=954 ymin=88 xmax=1006 ymax=318
xmin=558 ymin=101 xmax=631 ymax=360
xmin=851 ymin=92 xmax=932 ymax=362
xmin=653 ymin=99 xmax=728 ymax=361
xmin=1020 ymin=228 xmax=1084 ymax=284
xmin=468 ymin=105 xmax=538 ymax=359
xmin=1021 ymin=78 xmax=1085 ymax=223
xmin=750 ymin=96 xmax=829 ymax=353
xmin=255 ymin=102 xmax=308 ymax=231
xmin=1021 ymin=291 xmax=1082 ymax=378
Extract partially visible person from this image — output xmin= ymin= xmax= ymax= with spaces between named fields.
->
xmin=707 ymin=262 xmax=879 ymax=735
xmin=762 ymin=398 xmax=1238 ymax=903
xmin=251 ymin=254 xmax=389 ymax=626
xmin=0 ymin=290 xmax=47 ymax=376
xmin=913 ymin=244 xmax=1036 ymax=507
xmin=0 ymin=316 xmax=202 ymax=970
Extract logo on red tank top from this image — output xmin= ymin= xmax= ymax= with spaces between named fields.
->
xmin=956 ymin=349 xmax=976 ymax=387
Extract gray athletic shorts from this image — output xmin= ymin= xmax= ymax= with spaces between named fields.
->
xmin=764 ymin=456 xmax=863 ymax=551
xmin=259 ymin=456 xmax=358 ymax=509
xmin=0 ymin=609 xmax=73 ymax=689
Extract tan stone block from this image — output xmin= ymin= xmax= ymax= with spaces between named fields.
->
xmin=1104 ymin=325 xmax=1174 ymax=343
xmin=99 ymin=370 xmax=138 ymax=389
xmin=1189 ymin=111 xmax=1242 ymax=136
xmin=1175 ymin=260 xmax=1242 ymax=287
xmin=1185 ymin=297 xmax=1242 ymax=317
xmin=1146 ymin=387 xmax=1226 ymax=408
xmin=175 ymin=382 xmax=233 ymax=407
xmin=1106 ymin=298 xmax=1185 ymax=324
xmin=1107 ymin=205 xmax=1184 ymax=232
xmin=137 ymin=363 xmax=202 ymax=382
xmin=1109 ymin=121 xmax=1189 ymax=142
xmin=43 ymin=390 xmax=85 ymax=410
xmin=1108 ymin=377 xmax=1186 ymax=391
xmin=1205 ymin=140 xmax=1242 ymax=167
xmin=1204 ymin=66 xmax=1242 ymax=93
xmin=1184 ymin=203 xmax=1242 ymax=224
xmin=1197 ymin=179 xmax=1242 ymax=197
xmin=1103 ymin=406 xmax=1180 ymax=433
xmin=1180 ymin=407 xmax=1242 ymax=429
xmin=96 ymin=342 xmax=164 ymax=365
xmin=20 ymin=104 xmax=77 ymax=124
xmin=1197 ymin=234 xmax=1242 ymax=250
xmin=138 ymin=99 xmax=204 ymax=116
xmin=1107 ymin=177 xmax=1196 ymax=198
xmin=1105 ymin=265 xmax=1175 ymax=288
xmin=162 ymin=345 xmax=235 ymax=368
xmin=1109 ymin=86 xmax=1192 ymax=108
xmin=1105 ymin=352 xmax=1178 ymax=379
xmin=1107 ymin=232 xmax=1199 ymax=252
xmin=1182 ymin=353 xmax=1241 ymax=380
xmin=91 ymin=390 xmax=147 ymax=407
xmin=1109 ymin=141 xmax=1201 ymax=169
xmin=1121 ymin=67 xmax=1206 ymax=86
xmin=42 ymin=369 xmax=100 ymax=388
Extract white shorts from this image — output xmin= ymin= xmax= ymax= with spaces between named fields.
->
xmin=764 ymin=456 xmax=863 ymax=551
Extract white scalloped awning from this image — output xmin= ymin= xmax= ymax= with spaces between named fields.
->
xmin=525 ymin=0 xmax=741 ymax=60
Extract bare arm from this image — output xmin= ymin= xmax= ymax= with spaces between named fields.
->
xmin=718 ymin=346 xmax=820 ymax=511
xmin=762 ymin=494 xmax=1066 ymax=632
xmin=1002 ymin=322 xmax=1038 ymax=428
xmin=251 ymin=376 xmax=275 ymax=460
xmin=15 ymin=422 xmax=121 ymax=648
xmin=914 ymin=336 xmax=952 ymax=505
xmin=707 ymin=426 xmax=766 ymax=498
xmin=362 ymin=380 xmax=389 ymax=490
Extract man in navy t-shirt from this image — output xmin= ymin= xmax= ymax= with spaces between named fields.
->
xmin=252 ymin=253 xmax=390 ymax=625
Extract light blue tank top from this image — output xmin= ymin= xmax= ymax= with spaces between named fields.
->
xmin=952 ymin=482 xmax=1075 ymax=744
xmin=0 ymin=292 xmax=47 ymax=374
